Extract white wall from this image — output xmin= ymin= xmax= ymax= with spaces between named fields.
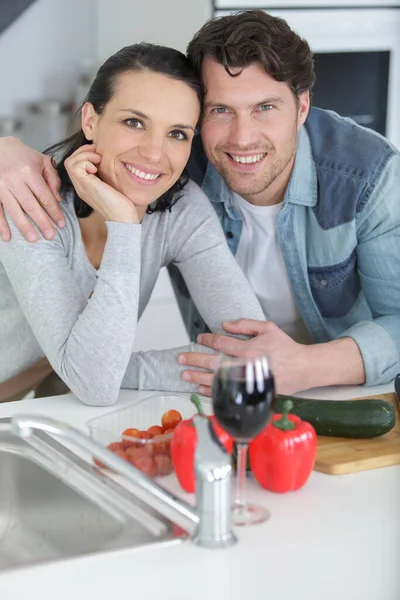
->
xmin=96 ymin=0 xmax=212 ymax=61
xmin=0 ymin=0 xmax=95 ymax=116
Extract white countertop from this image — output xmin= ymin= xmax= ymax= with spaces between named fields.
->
xmin=0 ymin=383 xmax=399 ymax=600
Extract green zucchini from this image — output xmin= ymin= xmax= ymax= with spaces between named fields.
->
xmin=273 ymin=395 xmax=395 ymax=438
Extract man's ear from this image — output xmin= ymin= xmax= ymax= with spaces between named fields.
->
xmin=81 ymin=102 xmax=98 ymax=141
xmin=297 ymin=90 xmax=310 ymax=130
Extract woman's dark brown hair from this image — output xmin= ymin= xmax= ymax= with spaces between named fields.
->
xmin=187 ymin=10 xmax=315 ymax=98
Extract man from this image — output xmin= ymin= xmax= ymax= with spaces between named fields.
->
xmin=0 ymin=10 xmax=399 ymax=395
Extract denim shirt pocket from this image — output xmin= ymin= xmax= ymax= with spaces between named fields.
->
xmin=308 ymin=250 xmax=361 ymax=318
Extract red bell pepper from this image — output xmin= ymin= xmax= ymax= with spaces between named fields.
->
xmin=249 ymin=399 xmax=317 ymax=493
xmin=171 ymin=393 xmax=233 ymax=493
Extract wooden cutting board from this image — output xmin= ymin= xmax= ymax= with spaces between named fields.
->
xmin=314 ymin=392 xmax=400 ymax=475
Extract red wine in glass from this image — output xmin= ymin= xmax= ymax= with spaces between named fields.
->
xmin=212 ymin=362 xmax=275 ymax=442
xmin=212 ymin=354 xmax=275 ymax=526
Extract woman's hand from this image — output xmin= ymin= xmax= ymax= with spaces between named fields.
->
xmin=65 ymin=144 xmax=139 ymax=224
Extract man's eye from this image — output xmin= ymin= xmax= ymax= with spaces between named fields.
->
xmin=259 ymin=105 xmax=273 ymax=111
xmin=124 ymin=118 xmax=143 ymax=128
xmin=212 ymin=107 xmax=228 ymax=114
xmin=169 ymin=130 xmax=188 ymax=141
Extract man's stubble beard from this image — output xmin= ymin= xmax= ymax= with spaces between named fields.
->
xmin=208 ymin=129 xmax=298 ymax=200
xmin=215 ymin=154 xmax=294 ymax=198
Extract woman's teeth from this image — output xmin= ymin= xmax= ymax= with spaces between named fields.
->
xmin=230 ymin=153 xmax=265 ymax=164
xmin=125 ymin=164 xmax=160 ymax=180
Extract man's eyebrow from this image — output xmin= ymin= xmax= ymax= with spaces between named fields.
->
xmin=204 ymin=102 xmax=229 ymax=110
xmin=204 ymin=97 xmax=285 ymax=110
xmin=255 ymin=97 xmax=285 ymax=107
xmin=119 ymin=109 xmax=195 ymax=132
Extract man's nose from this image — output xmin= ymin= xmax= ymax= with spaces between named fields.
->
xmin=138 ymin=133 xmax=165 ymax=163
xmin=227 ymin=114 xmax=259 ymax=148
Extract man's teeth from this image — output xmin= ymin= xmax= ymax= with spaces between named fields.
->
xmin=230 ymin=153 xmax=265 ymax=164
xmin=125 ymin=164 xmax=160 ymax=180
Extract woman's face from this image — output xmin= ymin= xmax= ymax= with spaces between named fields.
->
xmin=82 ymin=70 xmax=200 ymax=209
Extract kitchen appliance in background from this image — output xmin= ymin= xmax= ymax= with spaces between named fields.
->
xmin=0 ymin=117 xmax=22 ymax=138
xmin=213 ymin=1 xmax=400 ymax=149
xmin=16 ymin=100 xmax=73 ymax=152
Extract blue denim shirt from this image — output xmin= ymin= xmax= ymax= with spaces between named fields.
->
xmin=168 ymin=107 xmax=400 ymax=386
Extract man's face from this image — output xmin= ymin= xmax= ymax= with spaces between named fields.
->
xmin=200 ymin=58 xmax=310 ymax=205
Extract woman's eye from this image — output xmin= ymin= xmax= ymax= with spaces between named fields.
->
xmin=169 ymin=130 xmax=188 ymax=141
xmin=124 ymin=118 xmax=143 ymax=128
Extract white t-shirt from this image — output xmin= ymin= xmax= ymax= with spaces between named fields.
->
xmin=232 ymin=193 xmax=312 ymax=344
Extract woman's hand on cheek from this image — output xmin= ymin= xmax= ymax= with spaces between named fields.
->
xmin=65 ymin=145 xmax=139 ymax=224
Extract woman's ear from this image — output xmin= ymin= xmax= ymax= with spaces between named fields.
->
xmin=81 ymin=102 xmax=98 ymax=141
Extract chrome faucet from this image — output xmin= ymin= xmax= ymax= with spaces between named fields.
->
xmin=11 ymin=413 xmax=237 ymax=549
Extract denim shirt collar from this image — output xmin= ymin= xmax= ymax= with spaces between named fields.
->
xmin=285 ymin=125 xmax=318 ymax=207
xmin=202 ymin=124 xmax=317 ymax=214
xmin=202 ymin=159 xmax=241 ymax=220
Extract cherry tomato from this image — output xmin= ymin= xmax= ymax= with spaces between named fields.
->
xmin=154 ymin=454 xmax=172 ymax=476
xmin=140 ymin=431 xmax=153 ymax=440
xmin=126 ymin=446 xmax=148 ymax=462
xmin=127 ymin=451 xmax=156 ymax=477
xmin=121 ymin=428 xmax=141 ymax=449
xmin=136 ymin=456 xmax=156 ymax=477
xmin=93 ymin=442 xmax=125 ymax=468
xmin=147 ymin=425 xmax=164 ymax=436
xmin=161 ymin=410 xmax=182 ymax=431
xmin=108 ymin=441 xmax=124 ymax=452
xmin=152 ymin=433 xmax=170 ymax=455
xmin=113 ymin=449 xmax=128 ymax=461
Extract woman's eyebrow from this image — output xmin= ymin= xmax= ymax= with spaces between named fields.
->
xmin=119 ymin=109 xmax=149 ymax=119
xmin=173 ymin=123 xmax=196 ymax=132
xmin=119 ymin=109 xmax=195 ymax=131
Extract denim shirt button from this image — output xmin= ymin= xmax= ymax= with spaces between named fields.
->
xmin=320 ymin=279 xmax=328 ymax=286
xmin=227 ymin=231 xmax=234 ymax=239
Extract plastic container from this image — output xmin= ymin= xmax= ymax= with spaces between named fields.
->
xmin=86 ymin=393 xmax=212 ymax=477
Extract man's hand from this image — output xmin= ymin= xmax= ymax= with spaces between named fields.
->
xmin=0 ymin=136 xmax=64 ymax=242
xmin=178 ymin=319 xmax=312 ymax=396
xmin=178 ymin=318 xmax=366 ymax=396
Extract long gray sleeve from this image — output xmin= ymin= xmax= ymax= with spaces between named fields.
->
xmin=121 ymin=182 xmax=266 ymax=392
xmin=0 ymin=218 xmax=141 ymax=406
xmin=0 ymin=180 xmax=264 ymax=403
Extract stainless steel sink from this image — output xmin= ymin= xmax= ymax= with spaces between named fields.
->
xmin=0 ymin=419 xmax=185 ymax=573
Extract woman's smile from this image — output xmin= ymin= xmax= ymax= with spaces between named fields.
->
xmin=123 ymin=161 xmax=163 ymax=186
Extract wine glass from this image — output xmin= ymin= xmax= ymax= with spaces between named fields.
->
xmin=211 ymin=353 xmax=275 ymax=526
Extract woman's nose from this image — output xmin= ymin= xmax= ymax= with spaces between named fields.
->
xmin=138 ymin=133 xmax=165 ymax=163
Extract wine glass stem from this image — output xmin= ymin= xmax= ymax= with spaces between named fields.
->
xmin=235 ymin=442 xmax=248 ymax=509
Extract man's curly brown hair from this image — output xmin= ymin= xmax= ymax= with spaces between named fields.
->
xmin=187 ymin=10 xmax=315 ymax=99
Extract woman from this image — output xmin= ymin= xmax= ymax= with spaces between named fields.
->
xmin=0 ymin=43 xmax=265 ymax=406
